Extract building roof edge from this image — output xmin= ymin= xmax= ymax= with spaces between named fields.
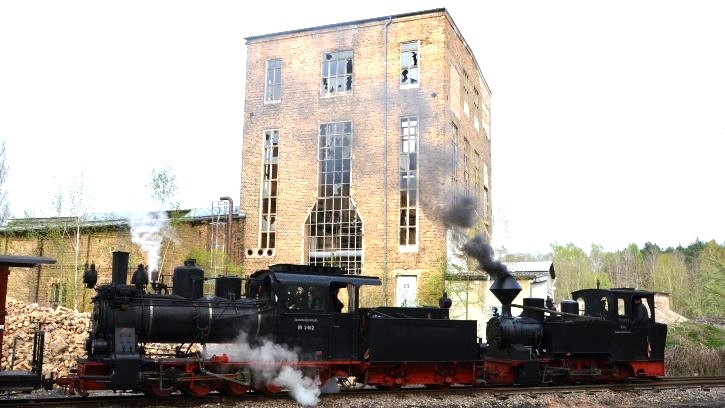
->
xmin=244 ymin=8 xmax=447 ymax=43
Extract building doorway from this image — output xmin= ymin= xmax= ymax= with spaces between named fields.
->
xmin=396 ymin=275 xmax=417 ymax=307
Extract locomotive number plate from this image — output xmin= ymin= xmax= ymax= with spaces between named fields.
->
xmin=293 ymin=317 xmax=318 ymax=332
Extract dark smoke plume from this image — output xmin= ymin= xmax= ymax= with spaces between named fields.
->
xmin=442 ymin=195 xmax=479 ymax=228
xmin=463 ymin=235 xmax=511 ymax=281
xmin=441 ymin=194 xmax=510 ymax=281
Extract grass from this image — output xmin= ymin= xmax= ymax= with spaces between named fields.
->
xmin=666 ymin=321 xmax=725 ymax=348
xmin=664 ymin=321 xmax=725 ymax=376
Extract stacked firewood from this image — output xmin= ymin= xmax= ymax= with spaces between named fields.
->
xmin=1 ymin=298 xmax=90 ymax=377
xmin=1 ymin=298 xmax=199 ymax=378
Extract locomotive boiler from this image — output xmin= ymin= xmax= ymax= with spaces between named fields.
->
xmin=82 ymin=251 xmax=274 ymax=388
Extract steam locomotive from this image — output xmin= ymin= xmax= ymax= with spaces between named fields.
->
xmin=55 ymin=251 xmax=666 ymax=397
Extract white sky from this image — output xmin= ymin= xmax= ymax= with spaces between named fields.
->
xmin=1 ymin=1 xmax=723 ymax=255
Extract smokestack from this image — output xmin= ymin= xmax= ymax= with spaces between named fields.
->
xmin=111 ymin=251 xmax=130 ymax=286
xmin=489 ymin=274 xmax=521 ymax=318
xmin=459 ymin=234 xmax=521 ymax=317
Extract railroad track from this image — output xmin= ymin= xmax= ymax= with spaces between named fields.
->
xmin=2 ymin=376 xmax=723 ymax=406
xmin=464 ymin=375 xmax=725 ymax=396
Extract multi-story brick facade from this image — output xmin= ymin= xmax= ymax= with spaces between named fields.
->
xmin=240 ymin=9 xmax=492 ymax=307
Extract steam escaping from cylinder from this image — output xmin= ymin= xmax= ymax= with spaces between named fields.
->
xmin=127 ymin=211 xmax=177 ymax=282
xmin=204 ymin=333 xmax=321 ymax=406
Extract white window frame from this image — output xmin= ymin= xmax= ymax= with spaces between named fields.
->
xmin=259 ymin=129 xmax=279 ymax=249
xmin=320 ymin=50 xmax=354 ymax=96
xmin=399 ymin=116 xmax=419 ymax=252
xmin=265 ymin=59 xmax=281 ymax=104
xmin=400 ymin=41 xmax=420 ymax=89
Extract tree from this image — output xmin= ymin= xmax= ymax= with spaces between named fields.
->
xmin=641 ymin=241 xmax=661 ymax=290
xmin=148 ymin=166 xmax=179 ymax=210
xmin=0 ymin=141 xmax=9 ymax=224
xmin=551 ymin=243 xmax=611 ymax=301
xmin=49 ymin=174 xmax=88 ymax=310
xmin=697 ymin=240 xmax=725 ymax=318
xmin=145 ymin=166 xmax=180 ymax=276
xmin=652 ymin=251 xmax=692 ymax=315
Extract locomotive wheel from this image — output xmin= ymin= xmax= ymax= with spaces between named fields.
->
xmin=222 ymin=382 xmax=248 ymax=397
xmin=145 ymin=382 xmax=174 ymax=398
xmin=182 ymin=382 xmax=211 ymax=397
xmin=263 ymin=383 xmax=283 ymax=394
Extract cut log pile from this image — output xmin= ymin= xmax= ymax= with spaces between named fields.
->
xmin=1 ymin=298 xmax=197 ymax=378
xmin=1 ymin=298 xmax=89 ymax=377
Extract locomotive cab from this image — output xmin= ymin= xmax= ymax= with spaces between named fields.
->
xmin=252 ymin=264 xmax=381 ymax=361
xmin=571 ymin=288 xmax=667 ymax=368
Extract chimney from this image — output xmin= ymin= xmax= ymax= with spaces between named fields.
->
xmin=111 ymin=251 xmax=130 ymax=286
xmin=489 ymin=274 xmax=521 ymax=318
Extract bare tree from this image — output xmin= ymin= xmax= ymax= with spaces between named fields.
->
xmin=0 ymin=141 xmax=10 ymax=224
xmin=50 ymin=173 xmax=88 ymax=310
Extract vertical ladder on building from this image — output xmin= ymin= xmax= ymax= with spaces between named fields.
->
xmin=209 ymin=200 xmax=229 ymax=276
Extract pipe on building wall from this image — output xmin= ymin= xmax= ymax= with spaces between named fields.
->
xmin=219 ymin=196 xmax=234 ymax=270
xmin=382 ymin=16 xmax=392 ymax=306
xmin=34 ymin=237 xmax=43 ymax=303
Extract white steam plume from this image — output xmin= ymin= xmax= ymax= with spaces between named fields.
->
xmin=205 ymin=333 xmax=321 ymax=406
xmin=127 ymin=211 xmax=176 ymax=281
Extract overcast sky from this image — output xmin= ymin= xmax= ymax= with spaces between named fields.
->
xmin=1 ymin=1 xmax=723 ymax=255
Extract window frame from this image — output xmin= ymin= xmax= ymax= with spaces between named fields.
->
xmin=265 ymin=59 xmax=282 ymax=104
xmin=320 ymin=50 xmax=354 ymax=96
xmin=463 ymin=137 xmax=471 ymax=195
xmin=399 ymin=116 xmax=419 ymax=251
xmin=306 ymin=121 xmax=364 ymax=274
xmin=259 ymin=129 xmax=280 ymax=249
xmin=400 ymin=41 xmax=420 ymax=88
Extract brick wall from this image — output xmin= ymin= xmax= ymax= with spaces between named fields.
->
xmin=240 ymin=10 xmax=492 ymax=306
xmin=1 ymin=218 xmax=243 ymax=311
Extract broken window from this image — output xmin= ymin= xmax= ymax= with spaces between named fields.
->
xmin=317 ymin=122 xmax=352 ymax=197
xmin=321 ymin=50 xmax=353 ymax=95
xmin=399 ymin=116 xmax=418 ymax=247
xmin=400 ymin=42 xmax=419 ymax=86
xmin=265 ymin=59 xmax=281 ymax=102
xmin=260 ymin=129 xmax=279 ymax=248
xmin=305 ymin=121 xmax=363 ymax=274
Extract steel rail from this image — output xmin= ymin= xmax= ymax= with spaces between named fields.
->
xmin=2 ymin=376 xmax=723 ymax=406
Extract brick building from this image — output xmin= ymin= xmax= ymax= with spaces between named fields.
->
xmin=0 ymin=207 xmax=243 ymax=311
xmin=240 ymin=8 xmax=492 ymax=307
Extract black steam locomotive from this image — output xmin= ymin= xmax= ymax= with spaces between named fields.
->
xmin=56 ymin=251 xmax=666 ymax=397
